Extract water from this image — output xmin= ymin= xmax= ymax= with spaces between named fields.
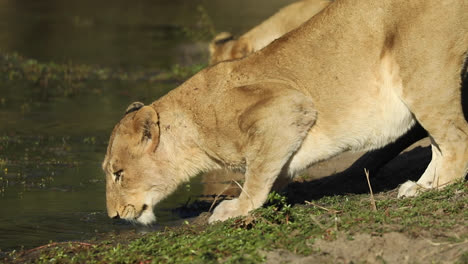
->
xmin=0 ymin=80 xmax=201 ymax=251
xmin=0 ymin=0 xmax=296 ymax=70
xmin=0 ymin=0 xmax=296 ymax=251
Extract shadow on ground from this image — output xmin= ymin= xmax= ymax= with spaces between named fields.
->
xmin=286 ymin=145 xmax=432 ymax=204
xmin=176 ymin=143 xmax=439 ymax=218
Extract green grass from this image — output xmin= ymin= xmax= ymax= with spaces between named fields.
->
xmin=5 ymin=180 xmax=466 ymax=263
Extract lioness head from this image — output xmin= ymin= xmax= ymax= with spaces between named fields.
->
xmin=209 ymin=32 xmax=253 ymax=65
xmin=102 ymin=102 xmax=165 ymax=225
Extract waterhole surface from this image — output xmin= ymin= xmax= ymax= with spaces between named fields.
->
xmin=0 ymin=0 xmax=296 ymax=251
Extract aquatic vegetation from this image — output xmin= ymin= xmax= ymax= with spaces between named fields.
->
xmin=0 ymin=135 xmax=97 ymax=193
xmin=0 ymin=52 xmax=207 ymax=98
xmin=0 ymin=4 xmax=213 ymax=100
xmin=83 ymin=137 xmax=97 ymax=145
xmin=0 ymin=176 xmax=6 ymax=196
xmin=169 ymin=64 xmax=206 ymax=80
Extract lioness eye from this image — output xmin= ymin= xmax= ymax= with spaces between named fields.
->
xmin=113 ymin=170 xmax=123 ymax=183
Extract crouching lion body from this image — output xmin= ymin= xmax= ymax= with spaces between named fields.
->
xmin=209 ymin=0 xmax=332 ymax=64
xmin=103 ymin=0 xmax=468 ymax=224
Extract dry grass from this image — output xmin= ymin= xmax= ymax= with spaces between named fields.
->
xmin=364 ymin=168 xmax=377 ymax=212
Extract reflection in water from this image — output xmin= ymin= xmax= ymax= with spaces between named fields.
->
xmin=0 ymin=0 xmax=206 ymax=70
xmin=0 ymin=0 xmax=298 ymax=251
xmin=0 ymin=0 xmax=297 ymax=70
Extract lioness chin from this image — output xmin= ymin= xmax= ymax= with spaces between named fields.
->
xmin=209 ymin=0 xmax=332 ymax=65
xmin=103 ymin=0 xmax=468 ymax=224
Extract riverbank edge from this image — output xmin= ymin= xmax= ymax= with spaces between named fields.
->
xmin=3 ymin=180 xmax=467 ymax=263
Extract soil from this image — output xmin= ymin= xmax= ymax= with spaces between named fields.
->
xmin=263 ymin=231 xmax=468 ymax=264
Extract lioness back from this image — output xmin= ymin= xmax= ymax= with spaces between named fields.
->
xmin=209 ymin=0 xmax=332 ymax=64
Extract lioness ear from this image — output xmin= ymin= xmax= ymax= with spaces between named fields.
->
xmin=209 ymin=32 xmax=234 ymax=55
xmin=132 ymin=106 xmax=160 ymax=153
xmin=125 ymin=102 xmax=145 ymax=115
xmin=231 ymin=38 xmax=253 ymax=59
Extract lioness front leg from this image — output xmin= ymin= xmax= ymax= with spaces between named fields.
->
xmin=209 ymin=85 xmax=316 ymax=223
xmin=208 ymin=168 xmax=288 ymax=223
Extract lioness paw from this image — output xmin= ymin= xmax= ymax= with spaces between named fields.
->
xmin=397 ymin=181 xmax=424 ymax=198
xmin=208 ymin=199 xmax=247 ymax=224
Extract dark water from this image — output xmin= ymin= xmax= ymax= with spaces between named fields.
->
xmin=0 ymin=0 xmax=296 ymax=251
xmin=0 ymin=80 xmax=203 ymax=251
xmin=0 ymin=0 xmax=296 ymax=70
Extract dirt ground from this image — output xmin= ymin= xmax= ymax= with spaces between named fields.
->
xmin=263 ymin=230 xmax=467 ymax=264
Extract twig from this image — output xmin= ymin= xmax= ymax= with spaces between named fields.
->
xmin=233 ymin=179 xmax=255 ymax=209
xmin=208 ymin=181 xmax=232 ymax=212
xmin=364 ymin=168 xmax=377 ymax=212
xmin=421 ymin=239 xmax=468 ymax=260
xmin=426 ymin=239 xmax=468 ymax=247
xmin=305 ymin=201 xmax=341 ymax=214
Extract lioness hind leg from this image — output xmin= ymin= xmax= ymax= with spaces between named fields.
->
xmin=209 ymin=86 xmax=316 ymax=223
xmin=398 ymin=68 xmax=468 ymax=197
xmin=398 ymin=137 xmax=468 ymax=197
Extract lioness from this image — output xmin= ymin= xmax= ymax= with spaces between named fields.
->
xmin=103 ymin=0 xmax=468 ymax=224
xmin=209 ymin=0 xmax=332 ymax=64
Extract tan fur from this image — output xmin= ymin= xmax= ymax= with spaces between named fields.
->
xmin=209 ymin=0 xmax=332 ymax=65
xmin=103 ymin=0 xmax=468 ymax=224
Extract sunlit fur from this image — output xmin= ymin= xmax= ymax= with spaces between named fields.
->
xmin=102 ymin=106 xmax=219 ymax=224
